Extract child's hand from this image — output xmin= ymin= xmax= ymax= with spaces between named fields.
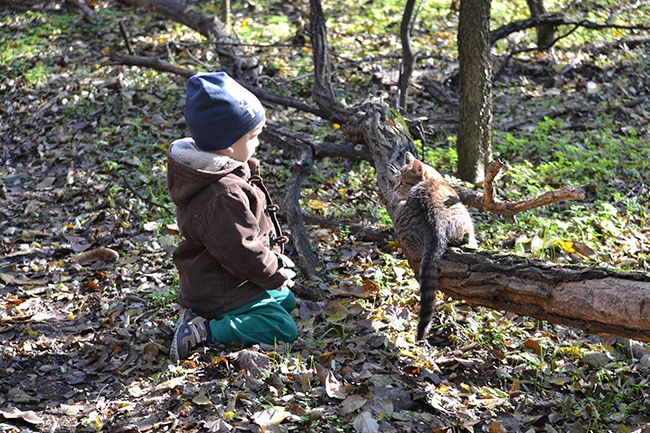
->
xmin=278 ymin=268 xmax=296 ymax=289
xmin=278 ymin=267 xmax=296 ymax=281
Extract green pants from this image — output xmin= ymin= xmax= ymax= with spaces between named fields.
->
xmin=209 ymin=289 xmax=297 ymax=346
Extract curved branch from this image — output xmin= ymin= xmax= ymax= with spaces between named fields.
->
xmin=106 ymin=52 xmax=327 ymax=117
xmin=283 ymin=148 xmax=324 ymax=280
xmin=454 ymin=158 xmax=597 ymax=221
xmin=490 ymin=12 xmax=650 ymax=45
xmin=116 ymin=0 xmax=258 ymax=71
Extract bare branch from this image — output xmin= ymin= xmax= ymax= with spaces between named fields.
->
xmin=452 ymin=157 xmax=596 ymax=220
xmin=262 ymin=124 xmax=372 ymax=161
xmin=106 ymin=52 xmax=328 ymax=117
xmin=490 ymin=12 xmax=650 ymax=45
xmin=116 ymin=0 xmax=257 ymax=72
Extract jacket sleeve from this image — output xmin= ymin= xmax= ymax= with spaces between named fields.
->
xmin=200 ymin=188 xmax=288 ymax=290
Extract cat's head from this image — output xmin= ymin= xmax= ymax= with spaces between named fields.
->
xmin=393 ymin=152 xmax=427 ymax=198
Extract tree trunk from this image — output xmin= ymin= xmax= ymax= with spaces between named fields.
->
xmin=221 ymin=0 xmax=230 ymax=28
xmin=526 ymin=0 xmax=555 ymax=48
xmin=438 ymin=249 xmax=650 ymax=342
xmin=457 ymin=0 xmax=493 ymax=183
xmin=309 ymin=0 xmax=350 ymax=124
xmin=398 ymin=0 xmax=417 ymax=112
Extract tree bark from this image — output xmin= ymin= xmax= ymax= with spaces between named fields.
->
xmin=457 ymin=0 xmax=493 ymax=183
xmin=438 ymin=249 xmax=650 ymax=342
xmin=309 ymin=0 xmax=351 ymax=124
xmin=398 ymin=0 xmax=417 ymax=112
xmin=526 ymin=0 xmax=555 ymax=47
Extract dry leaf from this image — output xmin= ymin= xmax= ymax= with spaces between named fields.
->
xmin=489 ymin=421 xmax=508 ymax=433
xmin=238 ymin=349 xmax=271 ymax=379
xmin=316 ymin=363 xmax=347 ymax=400
xmin=253 ymin=408 xmax=291 ymax=426
xmin=338 ymin=394 xmax=368 ymax=416
xmin=581 ymin=351 xmax=612 ymax=368
xmin=0 ymin=407 xmax=44 ymax=425
xmin=192 ymin=394 xmax=212 ymax=405
xmin=573 ymin=243 xmax=597 ymax=258
xmin=154 ymin=376 xmax=185 ymax=392
xmin=352 ymin=412 xmax=379 ymax=433
xmin=0 ymin=272 xmax=48 ymax=286
xmin=523 ymin=338 xmax=542 ymax=356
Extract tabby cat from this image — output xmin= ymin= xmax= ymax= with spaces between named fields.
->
xmin=393 ymin=152 xmax=477 ymax=340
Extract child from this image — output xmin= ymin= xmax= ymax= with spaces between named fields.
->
xmin=166 ymin=72 xmax=297 ymax=362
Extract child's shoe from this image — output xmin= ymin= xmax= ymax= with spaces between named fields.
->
xmin=170 ymin=308 xmax=213 ymax=362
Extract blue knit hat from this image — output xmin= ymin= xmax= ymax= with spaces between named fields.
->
xmin=185 ymin=72 xmax=265 ymax=151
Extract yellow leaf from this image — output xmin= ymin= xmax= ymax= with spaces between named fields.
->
xmin=562 ymin=346 xmax=581 ymax=356
xmin=24 ymin=328 xmax=39 ymax=337
xmin=211 ymin=356 xmax=228 ymax=366
xmin=102 ymin=46 xmax=110 ymax=54
xmin=460 ymin=383 xmax=471 ymax=392
xmin=241 ymin=17 xmax=252 ymax=26
xmin=509 ymin=379 xmax=520 ymax=393
xmin=68 ymin=313 xmax=75 ymax=320
xmin=559 ymin=240 xmax=576 ymax=253
xmin=308 ymin=199 xmax=325 ymax=210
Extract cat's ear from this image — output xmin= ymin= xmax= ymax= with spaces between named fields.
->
xmin=404 ymin=152 xmax=415 ymax=164
xmin=412 ymin=159 xmax=424 ymax=175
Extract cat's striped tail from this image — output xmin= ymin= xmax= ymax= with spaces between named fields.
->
xmin=416 ymin=231 xmax=448 ymax=340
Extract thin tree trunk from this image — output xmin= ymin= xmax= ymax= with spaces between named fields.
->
xmin=309 ymin=0 xmax=350 ymax=124
xmin=221 ymin=0 xmax=230 ymax=28
xmin=526 ymin=0 xmax=555 ymax=48
xmin=457 ymin=0 xmax=493 ymax=183
xmin=398 ymin=0 xmax=417 ymax=112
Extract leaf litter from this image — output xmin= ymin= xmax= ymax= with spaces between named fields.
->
xmin=1 ymin=1 xmax=650 ymax=432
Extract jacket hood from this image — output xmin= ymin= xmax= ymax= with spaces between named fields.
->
xmin=167 ymin=138 xmax=248 ymax=206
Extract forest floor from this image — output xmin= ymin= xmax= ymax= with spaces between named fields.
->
xmin=1 ymin=1 xmax=650 ymax=432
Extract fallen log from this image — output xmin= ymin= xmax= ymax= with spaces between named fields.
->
xmin=439 ymin=249 xmax=650 ymax=342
